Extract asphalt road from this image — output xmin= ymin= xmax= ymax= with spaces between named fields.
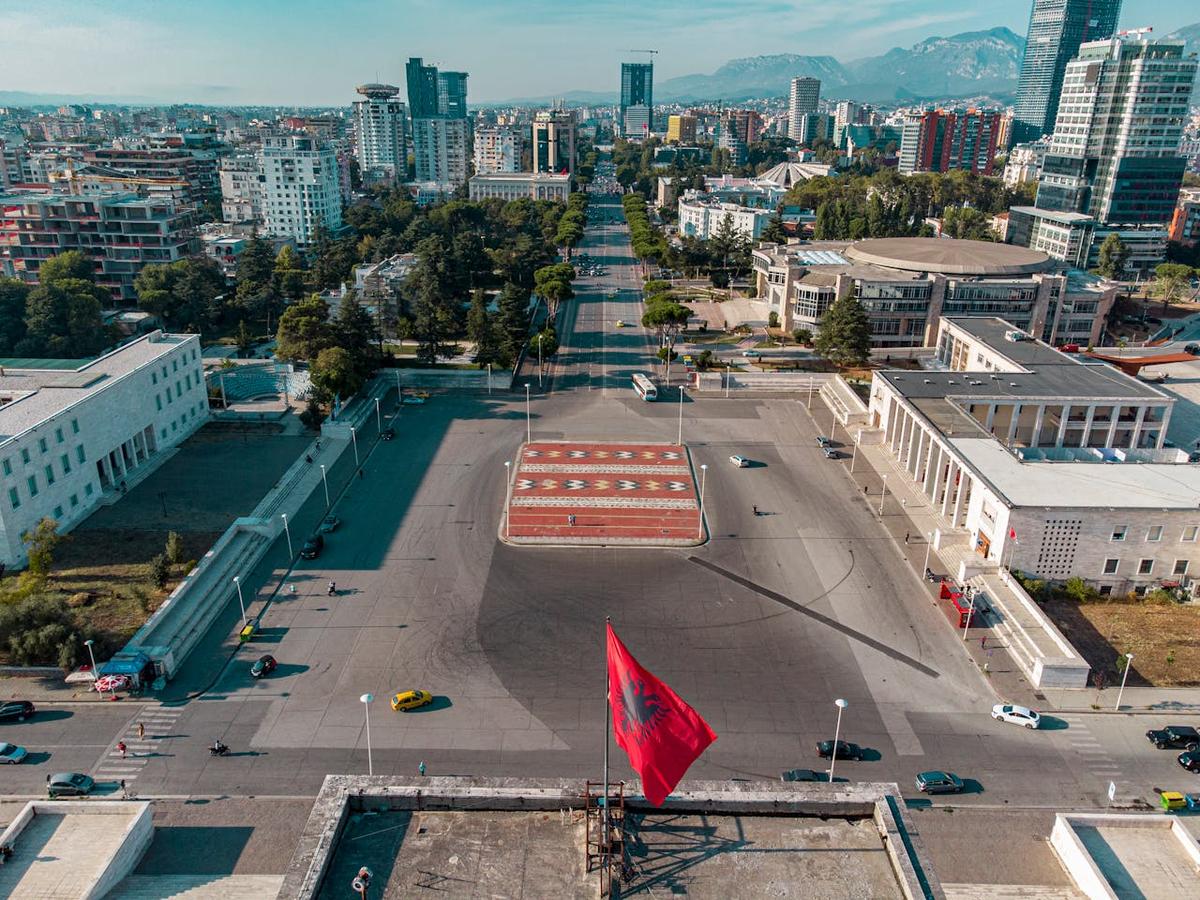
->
xmin=5 ymin=192 xmax=1198 ymax=818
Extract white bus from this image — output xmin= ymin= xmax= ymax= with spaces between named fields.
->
xmin=632 ymin=373 xmax=657 ymax=401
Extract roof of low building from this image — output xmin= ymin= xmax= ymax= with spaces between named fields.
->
xmin=844 ymin=238 xmax=1053 ymax=276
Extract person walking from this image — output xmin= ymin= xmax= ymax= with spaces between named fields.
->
xmin=418 ymin=761 xmax=427 ymax=777
xmin=136 ymin=722 xmax=145 ymax=741
xmin=904 ymin=532 xmax=909 ymax=544
xmin=117 ymin=740 xmax=127 ymax=759
xmin=120 ymin=779 xmax=128 ymax=800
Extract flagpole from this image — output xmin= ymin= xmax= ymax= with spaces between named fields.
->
xmin=602 ymin=615 xmax=611 ymax=888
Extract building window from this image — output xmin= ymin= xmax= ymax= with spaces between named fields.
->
xmin=53 ymin=505 xmax=63 ymax=519
xmin=1137 ymin=559 xmax=1154 ymax=576
xmin=1111 ymin=526 xmax=1128 ymax=541
xmin=70 ymin=494 xmax=79 ymax=508
xmin=156 ymin=396 xmax=162 ymax=411
xmin=27 ymin=475 xmax=37 ymax=497
xmin=1147 ymin=525 xmax=1163 ymax=542
xmin=55 ymin=427 xmax=64 ymax=444
xmin=1098 ymin=585 xmax=1113 ymax=596
xmin=71 ymin=418 xmax=78 ymax=434
xmin=8 ymin=487 xmax=19 ymax=510
xmin=44 ymin=464 xmax=55 ymax=485
xmin=85 ymin=483 xmax=93 ymax=497
xmin=38 ymin=437 xmax=47 ymax=453
xmin=76 ymin=445 xmax=86 ymax=464
xmin=152 ymin=372 xmax=158 ymax=385
xmin=1183 ymin=526 xmax=1198 ymax=543
xmin=20 ymin=448 xmax=29 ymax=464
xmin=1 ymin=458 xmax=10 ymax=477
xmin=1102 ymin=558 xmax=1119 ymax=575
xmin=60 ymin=454 xmax=70 ymax=474
xmin=1173 ymin=559 xmax=1189 ymax=576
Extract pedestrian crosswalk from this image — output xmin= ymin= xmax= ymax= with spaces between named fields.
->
xmin=93 ymin=706 xmax=184 ymax=789
xmin=1058 ymin=713 xmax=1125 ymax=799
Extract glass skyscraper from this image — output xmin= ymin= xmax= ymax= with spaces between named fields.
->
xmin=620 ymin=62 xmax=654 ymax=136
xmin=1012 ymin=0 xmax=1122 ymax=145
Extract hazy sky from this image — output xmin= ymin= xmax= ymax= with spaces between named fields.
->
xmin=1 ymin=0 xmax=1191 ymax=105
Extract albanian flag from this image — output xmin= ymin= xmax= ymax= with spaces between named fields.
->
xmin=607 ymin=623 xmax=716 ymax=806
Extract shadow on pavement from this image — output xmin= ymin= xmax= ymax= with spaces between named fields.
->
xmin=406 ymin=696 xmax=454 ymax=714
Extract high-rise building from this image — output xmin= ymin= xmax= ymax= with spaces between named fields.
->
xmin=620 ymin=62 xmax=654 ymax=136
xmin=666 ymin=114 xmax=697 ymax=144
xmin=437 ymin=71 xmax=469 ymax=119
xmin=218 ymin=154 xmax=262 ymax=223
xmin=259 ymin=136 xmax=343 ymax=245
xmin=473 ymin=125 xmax=522 ymax=174
xmin=1012 ymin=0 xmax=1122 ymax=144
xmin=898 ymin=109 xmax=1002 ymax=175
xmin=405 ymin=58 xmax=440 ymax=119
xmin=795 ymin=113 xmax=833 ymax=147
xmin=352 ymin=83 xmax=407 ymax=185
xmin=532 ymin=109 xmax=576 ymax=175
xmin=412 ymin=118 xmax=470 ymax=187
xmin=1035 ymin=37 xmax=1197 ymax=225
xmin=788 ymin=77 xmax=821 ymax=141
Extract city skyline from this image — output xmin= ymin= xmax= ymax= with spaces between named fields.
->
xmin=1 ymin=0 xmax=1192 ymax=106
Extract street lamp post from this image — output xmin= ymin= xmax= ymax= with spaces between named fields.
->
xmin=524 ymin=384 xmax=531 ymax=445
xmin=962 ymin=588 xmax=977 ymax=641
xmin=878 ymin=474 xmax=888 ymax=516
xmin=537 ymin=334 xmax=543 ymax=387
xmin=351 ymin=426 xmax=359 ymax=468
xmin=281 ymin=513 xmax=293 ymax=558
xmin=1115 ymin=653 xmax=1134 ymax=711
xmin=360 ymin=693 xmax=374 ymax=776
xmin=487 ymin=363 xmax=493 ymax=395
xmin=850 ymin=439 xmax=858 ymax=473
xmin=725 ymin=363 xmax=731 ymax=399
xmin=504 ymin=461 xmax=512 ymax=540
xmin=677 ymin=386 xmax=684 ymax=446
xmin=828 ymin=698 xmax=848 ymax=782
xmin=923 ymin=532 xmax=933 ymax=577
xmin=698 ymin=464 xmax=708 ymax=541
xmin=807 ymin=377 xmax=814 ymax=409
xmin=374 ymin=397 xmax=381 ymax=432
xmin=320 ymin=464 xmax=330 ymax=508
xmin=83 ymin=638 xmax=98 ymax=685
xmin=233 ymin=575 xmax=247 ymax=626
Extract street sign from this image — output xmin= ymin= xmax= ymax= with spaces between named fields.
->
xmin=1107 ymin=781 xmax=1117 ymax=802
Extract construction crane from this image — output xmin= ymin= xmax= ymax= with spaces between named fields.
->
xmin=1116 ymin=27 xmax=1153 ymax=39
xmin=622 ymin=49 xmax=659 ymax=58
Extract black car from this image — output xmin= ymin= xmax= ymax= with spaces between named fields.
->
xmin=815 ymin=740 xmax=863 ymax=760
xmin=250 ymin=655 xmax=277 ymax=678
xmin=1185 ymin=344 xmax=1200 ymax=356
xmin=782 ymin=768 xmax=829 ymax=783
xmin=300 ymin=534 xmax=324 ymax=559
xmin=1179 ymin=750 xmax=1200 ymax=773
xmin=0 ymin=700 xmax=35 ymax=722
xmin=380 ymin=427 xmax=395 ymax=441
xmin=1146 ymin=725 xmax=1200 ymax=750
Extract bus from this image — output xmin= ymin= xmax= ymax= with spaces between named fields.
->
xmin=632 ymin=373 xmax=657 ymax=401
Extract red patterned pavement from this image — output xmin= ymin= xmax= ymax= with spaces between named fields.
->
xmin=503 ymin=441 xmax=704 ymax=545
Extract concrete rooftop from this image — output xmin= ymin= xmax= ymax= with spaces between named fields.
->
xmin=845 ymin=238 xmax=1052 ymax=276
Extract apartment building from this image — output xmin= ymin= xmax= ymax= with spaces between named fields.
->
xmin=259 ymin=136 xmax=343 ymax=245
xmin=473 ymin=126 xmax=523 ymax=174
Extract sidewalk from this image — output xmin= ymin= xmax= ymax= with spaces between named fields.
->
xmin=0 ymin=669 xmax=136 ymax=704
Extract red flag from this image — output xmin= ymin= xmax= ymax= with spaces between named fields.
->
xmin=607 ymin=623 xmax=716 ymax=806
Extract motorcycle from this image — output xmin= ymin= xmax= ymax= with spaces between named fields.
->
xmin=209 ymin=743 xmax=229 ymax=757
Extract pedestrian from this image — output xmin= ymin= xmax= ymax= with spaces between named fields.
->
xmin=418 ymin=760 xmax=426 ymax=777
xmin=305 ymin=454 xmax=313 ymax=464
xmin=288 ymin=583 xmax=297 ymax=594
xmin=863 ymin=485 xmax=868 ymax=495
xmin=117 ymin=740 xmax=127 ymax=759
xmin=136 ymin=722 xmax=145 ymax=741
xmin=568 ymin=514 xmax=576 ymax=526
xmin=904 ymin=532 xmax=909 ymax=544
xmin=120 ymin=779 xmax=128 ymax=800
xmin=358 ymin=468 xmax=364 ymax=480
xmin=980 ymin=635 xmax=987 ymax=650
xmin=752 ymin=505 xmax=759 ymax=516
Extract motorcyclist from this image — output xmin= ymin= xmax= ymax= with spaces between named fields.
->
xmin=327 ymin=580 xmax=336 ymax=596
xmin=212 ymin=739 xmax=228 ymax=755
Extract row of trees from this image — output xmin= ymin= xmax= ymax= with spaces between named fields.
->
xmin=0 ymin=252 xmax=113 ymax=358
xmin=639 ymin=280 xmax=692 ymax=362
xmin=622 ymin=194 xmax=668 ymax=263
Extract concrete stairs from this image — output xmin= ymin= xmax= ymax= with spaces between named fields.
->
xmin=942 ymin=883 xmax=1084 ymax=899
xmin=108 ymin=873 xmax=284 ymax=899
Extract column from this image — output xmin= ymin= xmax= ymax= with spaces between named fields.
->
xmin=1131 ymin=407 xmax=1147 ymax=449
xmin=941 ymin=460 xmax=958 ymax=518
xmin=1031 ymin=405 xmax=1046 ymax=448
xmin=1005 ymin=403 xmax=1021 ymax=446
xmin=1056 ymin=404 xmax=1071 ymax=447
xmin=909 ymin=427 xmax=925 ymax=479
xmin=923 ymin=442 xmax=941 ymax=498
xmin=952 ymin=474 xmax=969 ymax=529
xmin=1105 ymin=410 xmax=1119 ymax=449
xmin=984 ymin=404 xmax=996 ymax=433
xmin=1080 ymin=405 xmax=1096 ymax=449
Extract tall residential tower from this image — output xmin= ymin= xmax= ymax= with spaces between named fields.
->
xmin=788 ymin=77 xmax=821 ymax=142
xmin=1012 ymin=0 xmax=1123 ymax=144
xmin=352 ymin=83 xmax=407 ymax=185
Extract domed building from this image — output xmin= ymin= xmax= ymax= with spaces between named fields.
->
xmin=753 ymin=237 xmax=1117 ymax=349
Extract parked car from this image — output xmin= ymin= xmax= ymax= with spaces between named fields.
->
xmin=318 ymin=516 xmax=340 ymax=534
xmin=380 ymin=427 xmax=395 ymax=441
xmin=402 ymin=395 xmax=426 ymax=405
xmin=250 ymin=655 xmax=277 ymax=679
xmin=615 ymin=320 xmax=626 ymax=328
xmin=915 ymin=771 xmax=964 ymax=794
xmin=390 ymin=689 xmax=434 ymax=712
xmin=300 ymin=534 xmax=324 ymax=559
xmin=1178 ymin=750 xmax=1200 ymax=773
xmin=822 ymin=446 xmax=838 ymax=459
xmin=1146 ymin=725 xmax=1200 ymax=751
xmin=741 ymin=350 xmax=761 ymax=359
xmin=1185 ymin=344 xmax=1200 ymax=355
xmin=0 ymin=742 xmax=28 ymax=764
xmin=992 ymin=703 xmax=1041 ymax=729
xmin=0 ymin=700 xmax=35 ymax=722
xmin=48 ymin=772 xmax=95 ymax=798
xmin=815 ymin=740 xmax=863 ymax=760
xmin=781 ymin=768 xmax=828 ymax=783
xmin=729 ymin=455 xmax=750 ymax=468
xmin=816 ymin=436 xmax=831 ymax=447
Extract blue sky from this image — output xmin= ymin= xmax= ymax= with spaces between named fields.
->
xmin=1 ymin=0 xmax=1191 ymax=105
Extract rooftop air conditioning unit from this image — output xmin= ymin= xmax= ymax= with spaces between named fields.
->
xmin=1004 ymin=329 xmax=1026 ymax=342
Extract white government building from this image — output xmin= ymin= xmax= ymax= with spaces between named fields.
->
xmin=868 ymin=317 xmax=1200 ymax=596
xmin=0 ymin=331 xmax=208 ymax=567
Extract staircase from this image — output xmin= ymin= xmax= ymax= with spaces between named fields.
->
xmin=942 ymin=883 xmax=1084 ymax=899
xmin=108 ymin=873 xmax=284 ymax=899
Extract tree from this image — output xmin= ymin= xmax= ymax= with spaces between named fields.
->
xmin=332 ymin=291 xmax=378 ymax=384
xmin=760 ymin=212 xmax=787 ymax=244
xmin=236 ymin=319 xmax=254 ymax=358
xmin=275 ymin=294 xmax=333 ymax=361
xmin=533 ymin=262 xmax=576 ymax=324
xmin=941 ymin=206 xmax=996 ymax=242
xmin=814 ymin=290 xmax=872 ymax=367
xmin=1150 ymin=263 xmax=1196 ymax=312
xmin=641 ymin=299 xmax=693 ymax=356
xmin=497 ymin=282 xmax=531 ymax=365
xmin=467 ymin=289 xmax=502 ymax=366
xmin=21 ymin=281 xmax=109 ymax=358
xmin=22 ymin=517 xmax=63 ymax=578
xmin=310 ymin=346 xmax=363 ymax=401
xmin=235 ymin=233 xmax=276 ymax=302
xmin=408 ymin=236 xmax=458 ymax=363
xmin=1096 ymin=234 xmax=1130 ymax=281
xmin=0 ymin=278 xmax=30 ymax=355
xmin=165 ymin=531 xmax=184 ymax=565
xmin=272 ymin=245 xmax=307 ymax=303
xmin=38 ymin=250 xmax=95 ymax=285
xmin=530 ymin=327 xmax=559 ymax=361
xmin=150 ymin=552 xmax=171 ymax=590
xmin=135 ymin=258 xmax=227 ymax=333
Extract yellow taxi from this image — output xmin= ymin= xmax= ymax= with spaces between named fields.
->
xmin=615 ymin=319 xmax=626 ymax=328
xmin=390 ymin=689 xmax=434 ymax=712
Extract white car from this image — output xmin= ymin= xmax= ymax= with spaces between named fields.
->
xmin=992 ymin=703 xmax=1041 ymax=729
xmin=729 ymin=455 xmax=750 ymax=468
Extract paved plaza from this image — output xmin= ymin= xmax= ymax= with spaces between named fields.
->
xmin=505 ymin=440 xmax=703 ymax=544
